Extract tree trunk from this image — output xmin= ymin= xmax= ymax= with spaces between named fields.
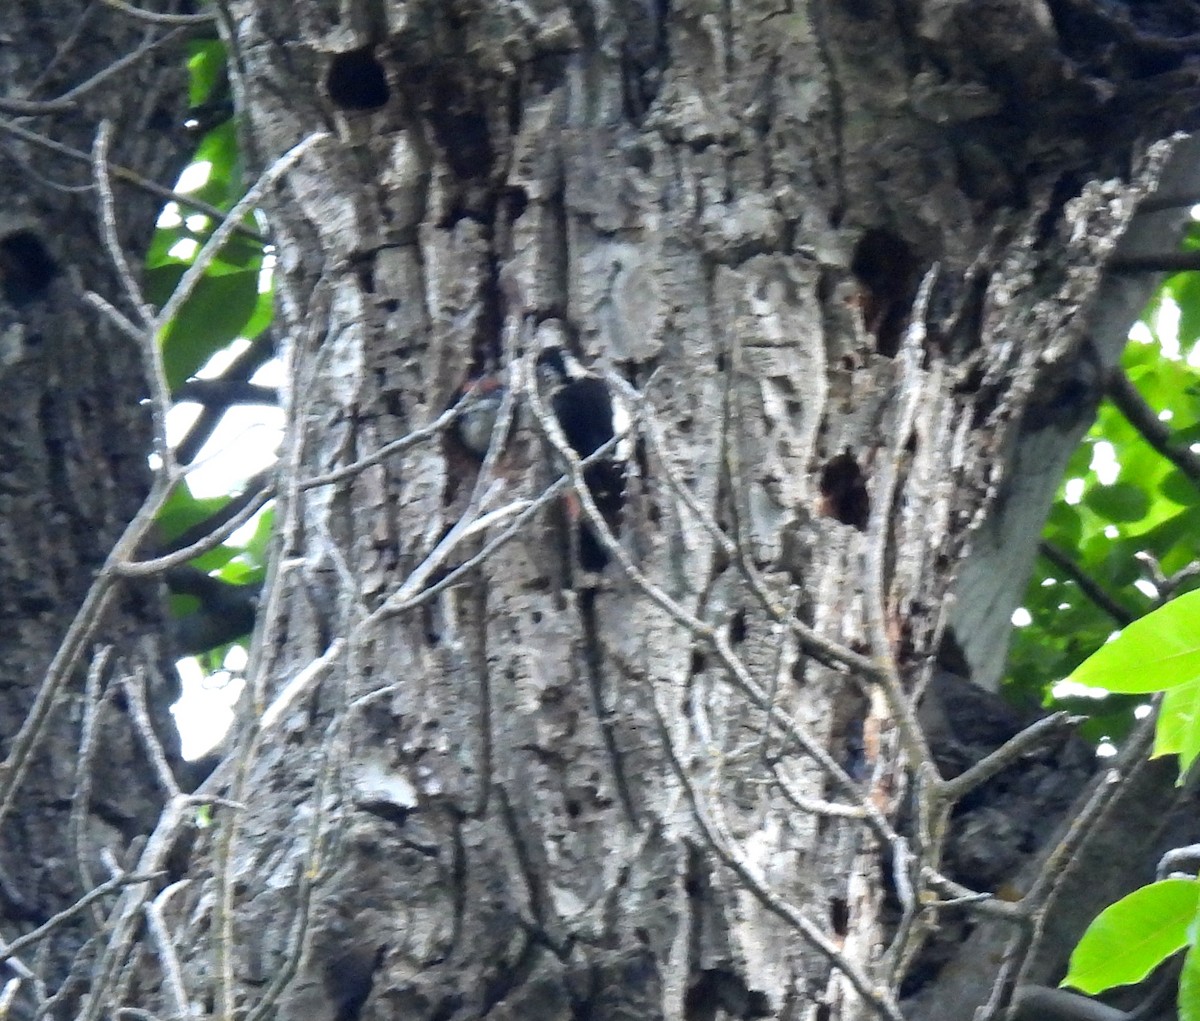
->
xmin=13 ymin=1 xmax=1200 ymax=1020
xmin=0 ymin=3 xmax=192 ymax=1016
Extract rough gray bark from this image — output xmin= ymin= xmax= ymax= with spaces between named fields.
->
xmin=157 ymin=3 xmax=1200 ymax=1020
xmin=152 ymin=1 xmax=1200 ymax=1021
xmin=0 ymin=2 xmax=193 ymax=1016
xmin=6 ymin=1 xmax=1200 ymax=1021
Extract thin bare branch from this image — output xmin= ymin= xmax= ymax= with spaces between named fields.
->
xmin=0 ymin=871 xmax=164 ymax=969
xmin=93 ymin=122 xmax=174 ymax=469
xmin=0 ymin=116 xmax=267 ymax=244
xmin=652 ymin=692 xmax=903 ymax=1021
xmin=938 ymin=712 xmax=1080 ymax=805
xmin=77 ymin=797 xmax=193 ymax=1021
xmin=977 ymin=717 xmax=1155 ymax=1021
xmin=1040 ymin=540 xmax=1137 ymax=625
xmin=71 ymin=647 xmax=117 ymax=929
xmin=114 ymin=481 xmax=274 ymax=577
xmin=1107 ymin=367 xmax=1200 ymax=488
xmin=0 ymin=27 xmax=189 ymax=113
xmin=100 ymin=0 xmax=215 ymax=25
xmin=144 ymin=880 xmax=192 ymax=1021
xmin=155 ymin=132 xmax=326 ymax=334
xmin=121 ymin=661 xmax=182 ymax=796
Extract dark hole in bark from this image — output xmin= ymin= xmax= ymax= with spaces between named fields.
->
xmin=829 ymin=896 xmax=850 ymax=935
xmin=325 ymin=943 xmax=385 ymax=1021
xmin=850 ymin=227 xmax=919 ymax=357
xmin=0 ymin=229 xmax=58 ymax=305
xmin=357 ymin=801 xmax=409 ymax=828
xmin=427 ymin=77 xmax=492 ymax=180
xmin=686 ymin=969 xmax=771 ymax=1020
xmin=327 ymin=47 xmax=389 ymax=111
xmin=819 ymin=452 xmax=870 ymax=530
xmin=729 ymin=608 xmax=747 ymax=644
xmin=627 ymin=142 xmax=654 ymax=172
xmin=690 ymin=650 xmax=707 ymax=674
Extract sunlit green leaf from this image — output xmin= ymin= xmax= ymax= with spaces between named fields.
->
xmin=1172 ymin=272 xmax=1200 ymax=352
xmin=1156 ymin=679 xmax=1200 ymax=779
xmin=157 ymin=268 xmax=260 ymax=389
xmin=1069 ymin=591 xmax=1200 ymax=695
xmin=1181 ymin=943 xmax=1200 ymax=1021
xmin=188 ymin=39 xmax=226 ymax=108
xmin=1063 ymin=879 xmax=1200 ymax=993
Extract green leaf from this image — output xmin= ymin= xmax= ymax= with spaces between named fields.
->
xmin=193 ymin=120 xmax=242 ymax=206
xmin=1084 ymin=482 xmax=1149 ymax=523
xmin=156 ymin=482 xmax=228 ymax=544
xmin=1063 ymin=879 xmax=1200 ymax=994
xmin=1160 ymin=466 xmax=1200 ymax=507
xmin=1068 ymin=591 xmax=1200 ymax=696
xmin=157 ymin=268 xmax=260 ymax=389
xmin=1156 ymin=679 xmax=1200 ymax=779
xmin=187 ymin=39 xmax=226 ymax=108
xmin=1182 ymin=943 xmax=1200 ymax=1021
xmin=1044 ymin=500 xmax=1082 ymax=550
xmin=1171 ymin=272 xmax=1200 ymax=354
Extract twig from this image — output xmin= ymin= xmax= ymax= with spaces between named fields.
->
xmin=93 ymin=122 xmax=154 ymax=326
xmin=921 ymin=871 xmax=1026 ymax=922
xmin=93 ymin=122 xmax=174 ymax=471
xmin=0 ymin=871 xmax=165 ymax=968
xmin=977 ymin=717 xmax=1156 ymax=1021
xmin=652 ymin=693 xmax=903 ymax=1021
xmin=297 ymin=390 xmax=483 ymax=491
xmin=175 ymin=332 xmax=275 ymax=464
xmin=1106 ymin=368 xmax=1200 ymax=491
xmin=1039 ymin=540 xmax=1137 ymax=625
xmin=1134 ymin=552 xmax=1200 ymax=604
xmin=368 ymin=356 xmax=524 ymax=619
xmin=114 ymin=480 xmax=274 ymax=576
xmin=938 ymin=712 xmax=1080 ymax=805
xmin=76 ymin=798 xmax=191 ymax=1021
xmin=101 ymin=0 xmax=215 ymax=25
xmin=0 ymin=116 xmax=266 ymax=244
xmin=155 ymin=132 xmax=326 ymax=335
xmin=121 ymin=660 xmax=182 ymax=796
xmin=71 ymin=647 xmax=117 ymax=929
xmin=863 ymin=267 xmax=939 ymax=774
xmin=2 ymin=26 xmax=190 ymax=115
xmin=144 ymin=880 xmax=192 ymax=1021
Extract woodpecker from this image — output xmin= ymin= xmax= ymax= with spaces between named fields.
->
xmin=535 ymin=347 xmax=631 ymax=571
xmin=453 ymin=374 xmax=507 ymax=459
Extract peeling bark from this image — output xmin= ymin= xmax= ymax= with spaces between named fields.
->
xmin=17 ymin=1 xmax=1200 ymax=1020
